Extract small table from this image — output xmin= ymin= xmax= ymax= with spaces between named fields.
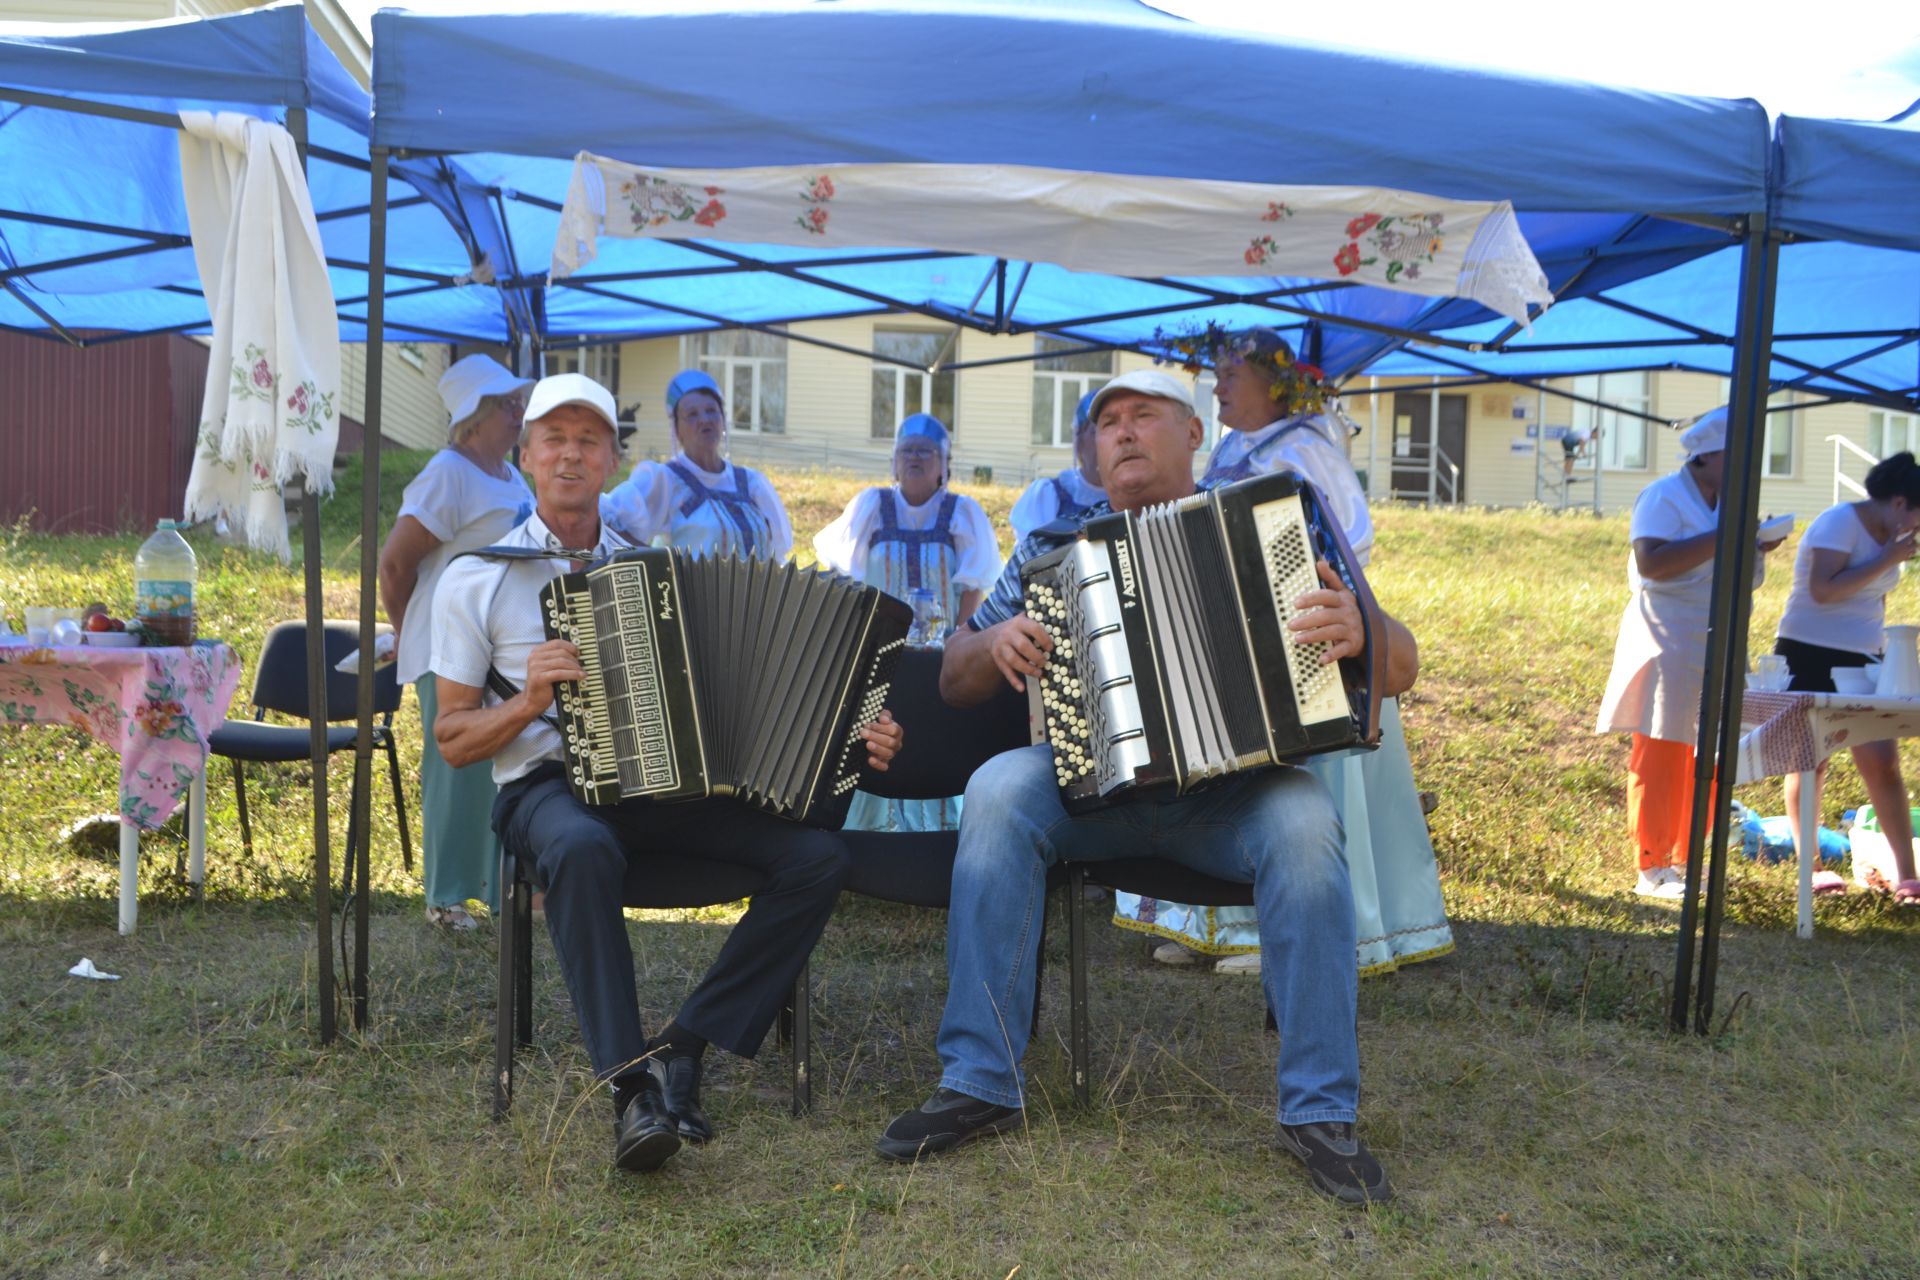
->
xmin=0 ymin=640 xmax=243 ymax=934
xmin=1736 ymin=689 xmax=1920 ymax=939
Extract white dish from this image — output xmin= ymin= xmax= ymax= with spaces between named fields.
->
xmin=1831 ymin=669 xmax=1876 ymax=695
xmin=1757 ymin=514 xmax=1795 ymax=542
xmin=82 ymin=632 xmax=141 ymax=648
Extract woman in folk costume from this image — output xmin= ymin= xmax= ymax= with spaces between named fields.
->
xmin=1598 ymin=408 xmax=1785 ymax=896
xmin=1114 ymin=326 xmax=1452 ymax=979
xmin=1010 ymin=390 xmax=1106 ymax=541
xmin=602 ymin=368 xmax=794 ymax=560
xmin=377 ymin=354 xmax=535 ymax=930
xmin=814 ymin=413 xmax=1002 ymax=831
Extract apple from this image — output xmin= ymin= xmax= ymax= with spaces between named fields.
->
xmin=85 ymin=613 xmax=115 ymax=633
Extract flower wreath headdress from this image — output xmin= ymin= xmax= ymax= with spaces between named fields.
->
xmin=1152 ymin=321 xmax=1328 ymax=416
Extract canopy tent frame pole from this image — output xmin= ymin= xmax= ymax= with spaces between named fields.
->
xmin=1672 ymin=213 xmax=1781 ymax=1036
xmin=344 ymin=147 xmax=392 ymax=1034
xmin=283 ymin=105 xmax=340 ymax=1047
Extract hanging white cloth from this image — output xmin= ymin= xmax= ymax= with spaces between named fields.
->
xmin=553 ymin=156 xmax=1554 ymax=324
xmin=178 ymin=111 xmax=341 ymax=561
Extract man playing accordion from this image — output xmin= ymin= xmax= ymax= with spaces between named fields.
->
xmin=875 ymin=369 xmax=1418 ymax=1206
xmin=430 ymin=373 xmax=903 ymax=1175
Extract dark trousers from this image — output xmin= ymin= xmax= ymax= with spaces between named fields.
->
xmin=493 ymin=765 xmax=850 ymax=1082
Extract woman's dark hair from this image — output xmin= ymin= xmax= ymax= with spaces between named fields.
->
xmin=1863 ymin=451 xmax=1920 ymax=504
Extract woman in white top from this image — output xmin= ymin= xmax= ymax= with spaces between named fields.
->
xmin=1009 ymin=389 xmax=1105 ymax=540
xmin=1597 ymin=408 xmax=1783 ymax=898
xmin=602 ymin=369 xmax=793 ymax=560
xmin=1116 ymin=327 xmax=1450 ymax=979
xmin=814 ymin=413 xmax=1002 ymax=831
xmin=378 ymin=353 xmax=535 ymax=929
xmin=1774 ymin=450 xmax=1920 ymax=906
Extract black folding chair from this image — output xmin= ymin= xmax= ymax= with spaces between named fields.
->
xmin=206 ymin=619 xmax=411 ymax=876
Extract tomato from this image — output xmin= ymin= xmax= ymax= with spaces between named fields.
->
xmin=86 ymin=613 xmax=115 ymax=633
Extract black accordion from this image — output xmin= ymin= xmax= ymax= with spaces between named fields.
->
xmin=539 ymin=548 xmax=910 ymax=827
xmin=1021 ymin=472 xmax=1386 ymax=812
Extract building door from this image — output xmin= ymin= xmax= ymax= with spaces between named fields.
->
xmin=1391 ymin=392 xmax=1469 ymax=503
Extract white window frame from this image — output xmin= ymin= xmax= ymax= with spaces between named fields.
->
xmin=1714 ymin=378 xmax=1800 ymax=479
xmin=681 ymin=329 xmax=786 ymax=434
xmin=1031 ymin=339 xmax=1115 ymax=447
xmin=871 ymin=328 xmax=956 ymax=440
xmin=1569 ymin=372 xmax=1651 ymax=472
xmin=1868 ymin=409 xmax=1919 ymax=460
xmin=544 ymin=339 xmax=619 ymax=392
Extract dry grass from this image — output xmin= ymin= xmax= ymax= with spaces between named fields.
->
xmin=3 ymin=468 xmax=1919 ymax=1278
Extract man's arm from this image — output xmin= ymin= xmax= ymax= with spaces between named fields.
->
xmin=939 ymin=614 xmax=1053 ymax=707
xmin=1288 ymin=561 xmax=1419 ymax=698
xmin=434 ymin=639 xmax=583 ymax=768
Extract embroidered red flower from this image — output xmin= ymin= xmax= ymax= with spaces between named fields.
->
xmin=704 ymin=186 xmax=721 ymax=196
xmin=1261 ymin=201 xmax=1289 ymax=222
xmin=1244 ymin=246 xmax=1264 ymax=265
xmin=287 ymin=385 xmax=309 ymax=415
xmin=1345 ymin=213 xmax=1382 ymax=239
xmin=252 ymin=460 xmax=271 ymax=481
xmin=806 ymin=206 xmax=828 ymax=231
xmin=1334 ymin=242 xmax=1362 ymax=276
xmin=693 ymin=199 xmax=726 ymax=228
xmin=251 ymin=359 xmax=273 ymax=389
xmin=810 ymin=174 xmax=835 ymax=202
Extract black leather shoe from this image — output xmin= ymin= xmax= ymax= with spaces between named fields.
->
xmin=875 ymin=1087 xmax=1023 ymax=1162
xmin=613 ymin=1082 xmax=681 ymax=1174
xmin=648 ymin=1054 xmax=713 ymax=1144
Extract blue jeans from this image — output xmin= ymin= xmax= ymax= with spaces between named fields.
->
xmin=937 ymin=745 xmax=1359 ymax=1126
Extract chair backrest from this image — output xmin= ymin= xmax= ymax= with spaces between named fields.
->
xmin=251 ymin=620 xmax=401 ymax=723
xmin=857 ymin=647 xmax=1029 ymax=801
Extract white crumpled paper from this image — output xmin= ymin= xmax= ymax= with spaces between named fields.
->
xmin=68 ymin=957 xmax=121 ymax=981
xmin=333 ymin=631 xmax=396 ymax=674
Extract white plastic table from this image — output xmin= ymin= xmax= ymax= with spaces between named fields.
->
xmin=1736 ymin=689 xmax=1920 ymax=938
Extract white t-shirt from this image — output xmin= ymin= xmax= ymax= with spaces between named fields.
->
xmin=394 ymin=449 xmax=533 ymax=685
xmin=601 ymin=455 xmax=793 ymax=561
xmin=1203 ymin=414 xmax=1374 ymax=566
xmin=811 ymin=485 xmax=1004 ymax=591
xmin=1778 ymin=502 xmax=1902 ymax=656
xmin=429 ymin=511 xmax=633 ymax=786
xmin=1009 ymin=468 xmax=1105 ymax=541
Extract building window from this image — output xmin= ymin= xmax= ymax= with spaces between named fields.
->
xmin=1869 ymin=409 xmax=1918 ymax=460
xmin=1570 ymin=372 xmax=1650 ymax=471
xmin=545 ymin=341 xmax=621 ymax=408
xmin=1029 ymin=338 xmax=1114 ymax=447
xmin=1714 ymin=379 xmax=1800 ymax=478
xmin=871 ymin=328 xmax=956 ymax=440
xmin=684 ymin=328 xmax=786 ymax=433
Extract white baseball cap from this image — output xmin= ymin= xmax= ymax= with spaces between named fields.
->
xmin=1087 ymin=369 xmax=1197 ymax=425
xmin=1681 ymin=406 xmax=1729 ymax=457
xmin=524 ymin=372 xmax=619 ymax=434
xmin=437 ymin=353 xmax=532 ymax=428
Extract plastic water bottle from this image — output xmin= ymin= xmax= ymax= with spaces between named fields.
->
xmin=905 ymin=588 xmax=946 ymax=649
xmin=134 ymin=519 xmax=198 ymax=646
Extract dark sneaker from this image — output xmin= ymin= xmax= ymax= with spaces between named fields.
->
xmin=647 ymin=1054 xmax=713 ymax=1144
xmin=613 ymin=1082 xmax=682 ymax=1174
xmin=1278 ymin=1122 xmax=1394 ymax=1206
xmin=875 ymin=1088 xmax=1024 ymax=1162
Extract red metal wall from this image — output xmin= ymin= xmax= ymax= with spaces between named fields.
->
xmin=0 ymin=332 xmax=205 ymax=535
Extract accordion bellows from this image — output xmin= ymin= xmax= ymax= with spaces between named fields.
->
xmin=1022 ymin=472 xmax=1386 ymax=811
xmin=541 ymin=548 xmax=910 ymax=827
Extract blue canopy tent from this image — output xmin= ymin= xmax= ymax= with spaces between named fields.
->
xmin=0 ymin=1 xmax=529 ymax=1037
xmin=363 ymin=0 xmax=1791 ymax=1034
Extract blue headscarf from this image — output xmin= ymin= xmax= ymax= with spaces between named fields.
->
xmin=1074 ymin=389 xmax=1097 ymax=433
xmin=895 ymin=413 xmax=951 ymax=486
xmin=666 ymin=368 xmax=723 ymax=416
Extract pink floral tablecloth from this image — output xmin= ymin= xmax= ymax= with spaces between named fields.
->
xmin=1735 ymin=690 xmax=1920 ymax=784
xmin=0 ymin=641 xmax=242 ymax=829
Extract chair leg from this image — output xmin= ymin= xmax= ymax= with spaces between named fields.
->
xmin=1068 ymin=866 xmax=1090 ymax=1107
xmin=789 ymin=959 xmax=811 ymax=1118
xmin=493 ymin=861 xmax=518 ymax=1122
xmin=1031 ymin=904 xmax=1048 ymax=1041
xmin=514 ymin=862 xmax=534 ymax=1050
xmin=231 ymin=759 xmax=254 ymax=858
xmin=384 ymin=738 xmax=413 ymax=875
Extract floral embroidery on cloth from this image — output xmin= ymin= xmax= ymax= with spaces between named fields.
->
xmin=0 ymin=642 xmax=242 ymax=830
xmin=796 ymin=173 xmax=834 ymax=235
xmin=620 ymin=174 xmax=727 ymax=230
xmin=1334 ymin=212 xmax=1446 ymax=283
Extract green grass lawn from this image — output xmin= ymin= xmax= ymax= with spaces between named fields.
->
xmin=4 ymin=463 xmax=1919 ymax=1278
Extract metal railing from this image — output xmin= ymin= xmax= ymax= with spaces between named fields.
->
xmin=1829 ymin=433 xmax=1877 ymax=503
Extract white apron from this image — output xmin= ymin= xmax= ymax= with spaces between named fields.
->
xmin=1595 ymin=467 xmax=1757 ymax=743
